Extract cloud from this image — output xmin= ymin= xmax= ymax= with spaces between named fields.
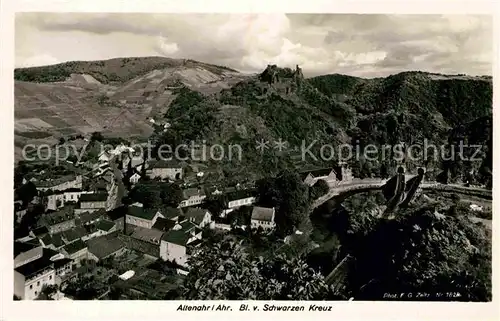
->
xmin=155 ymin=36 xmax=179 ymax=56
xmin=15 ymin=13 xmax=493 ymax=77
xmin=17 ymin=54 xmax=60 ymax=68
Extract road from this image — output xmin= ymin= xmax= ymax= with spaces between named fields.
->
xmin=312 ymin=177 xmax=492 ymax=209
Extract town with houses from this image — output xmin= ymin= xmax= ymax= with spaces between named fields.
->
xmin=8 ymin=12 xmax=493 ymax=307
xmin=14 ymin=138 xmax=350 ymax=300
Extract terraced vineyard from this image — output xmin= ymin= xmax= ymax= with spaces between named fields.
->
xmin=14 ymin=58 xmax=251 ymax=161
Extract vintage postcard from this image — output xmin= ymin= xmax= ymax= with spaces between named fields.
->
xmin=1 ymin=0 xmax=498 ymax=320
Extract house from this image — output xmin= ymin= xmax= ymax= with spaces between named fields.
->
xmin=45 ymin=188 xmax=90 ymax=211
xmin=14 ymin=241 xmax=43 ymax=269
xmin=175 ymin=220 xmax=203 ymax=241
xmin=161 ymin=206 xmax=183 ymax=221
xmin=300 ymin=168 xmax=338 ymax=187
xmin=126 ymin=205 xmax=164 ymax=229
xmin=38 ymin=207 xmax=76 ymax=234
xmin=95 ymin=220 xmax=117 ymax=236
xmin=53 ymin=258 xmax=73 ymax=284
xmin=91 ymin=171 xmax=115 ymax=193
xmin=130 ymin=226 xmax=164 ymax=245
xmin=45 ymin=193 xmax=65 ymax=211
xmin=98 ymin=150 xmax=112 ymax=164
xmin=178 ymin=188 xmax=206 ymax=208
xmin=61 ymin=239 xmax=88 ymax=268
xmin=87 ymin=235 xmax=126 ymax=262
xmin=221 ymin=190 xmax=257 ymax=216
xmin=129 ymin=172 xmax=141 ymax=185
xmin=159 ymin=218 xmax=203 ymax=268
xmin=61 ymin=226 xmax=88 ymax=244
xmin=184 ymin=208 xmax=213 ymax=229
xmin=35 ymin=175 xmax=83 ymax=192
xmin=39 ymin=233 xmax=65 ymax=251
xmin=213 ymin=216 xmax=232 ymax=231
xmin=159 ymin=227 xmax=202 ymax=268
xmin=146 ymin=160 xmax=183 ymax=181
xmin=78 ymin=209 xmax=105 ymax=226
xmin=75 ymin=193 xmax=108 ymax=214
xmin=105 ymin=206 xmax=127 ymax=231
xmin=250 ymin=206 xmax=276 ymax=231
xmin=14 ymin=249 xmax=56 ymax=300
xmin=30 ymin=226 xmax=49 ymax=239
xmin=121 ymin=152 xmax=145 ymax=174
xmin=152 ymin=217 xmax=177 ymax=232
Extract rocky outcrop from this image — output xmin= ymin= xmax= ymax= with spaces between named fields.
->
xmin=259 ymin=64 xmax=280 ymax=85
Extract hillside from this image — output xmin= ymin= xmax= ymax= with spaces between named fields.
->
xmin=14 ymin=57 xmax=237 ymax=84
xmin=155 ymin=64 xmax=492 ymax=183
xmin=13 ymin=58 xmax=250 ymax=160
xmin=14 ymin=58 xmax=493 ymax=186
xmin=306 ymin=72 xmax=492 ymax=183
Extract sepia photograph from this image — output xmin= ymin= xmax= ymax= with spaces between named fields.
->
xmin=11 ymin=11 xmax=493 ymax=304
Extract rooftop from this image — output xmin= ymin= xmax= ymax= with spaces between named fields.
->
xmin=63 ymin=239 xmax=87 ymax=255
xmin=95 ymin=220 xmax=116 ymax=232
xmin=14 ymin=240 xmax=40 ymax=258
xmin=161 ymin=230 xmax=191 ymax=246
xmin=53 ymin=258 xmax=73 ymax=269
xmin=127 ymin=206 xmax=158 ymax=221
xmin=225 ymin=189 xmax=257 ymax=202
xmin=179 ymin=220 xmax=199 ymax=234
xmin=106 ymin=206 xmax=127 ymax=221
xmin=62 ymin=226 xmax=88 ymax=243
xmin=184 ymin=208 xmax=209 ymax=225
xmin=35 ymin=174 xmax=79 ymax=188
xmin=87 ymin=235 xmax=125 ymax=260
xmin=299 ymin=168 xmax=334 ymax=180
xmin=131 ymin=226 xmax=164 ymax=244
xmin=251 ymin=206 xmax=275 ymax=222
xmin=79 ymin=209 xmax=105 ymax=224
xmin=183 ymin=187 xmax=206 ymax=199
xmin=40 ymin=206 xmax=75 ymax=226
xmin=152 ymin=217 xmax=177 ymax=232
xmin=41 ymin=233 xmax=65 ymax=248
xmin=42 ymin=187 xmax=83 ymax=196
xmin=32 ymin=226 xmax=49 ymax=237
xmin=14 ymin=251 xmax=54 ymax=277
xmin=161 ymin=206 xmax=183 ymax=219
xmin=80 ymin=193 xmax=108 ymax=203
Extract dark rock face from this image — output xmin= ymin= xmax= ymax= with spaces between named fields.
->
xmin=259 ymin=64 xmax=280 ymax=85
xmin=293 ymin=65 xmax=304 ymax=81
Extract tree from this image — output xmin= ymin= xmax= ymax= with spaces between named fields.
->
xmin=90 ymin=131 xmax=104 ymax=142
xmin=349 ymin=203 xmax=492 ymax=301
xmin=182 ymin=238 xmax=344 ymax=300
xmin=128 ymin=183 xmax=161 ymax=209
xmin=37 ymin=284 xmax=58 ymax=300
xmin=63 ymin=275 xmax=107 ymax=300
xmin=159 ymin=182 xmax=183 ymax=207
xmin=228 ymin=205 xmax=253 ymax=226
xmin=203 ymin=194 xmax=227 ymax=218
xmin=16 ymin=181 xmax=38 ymax=206
xmin=256 ymin=170 xmax=311 ymax=235
xmin=310 ymin=179 xmax=329 ymax=199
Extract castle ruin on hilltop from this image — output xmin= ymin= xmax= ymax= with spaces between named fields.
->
xmin=258 ymin=64 xmax=304 ymax=95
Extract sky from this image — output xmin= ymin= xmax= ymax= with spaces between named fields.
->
xmin=15 ymin=13 xmax=493 ymax=78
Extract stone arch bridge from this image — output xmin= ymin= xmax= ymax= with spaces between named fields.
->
xmin=312 ymin=167 xmax=491 ymax=212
